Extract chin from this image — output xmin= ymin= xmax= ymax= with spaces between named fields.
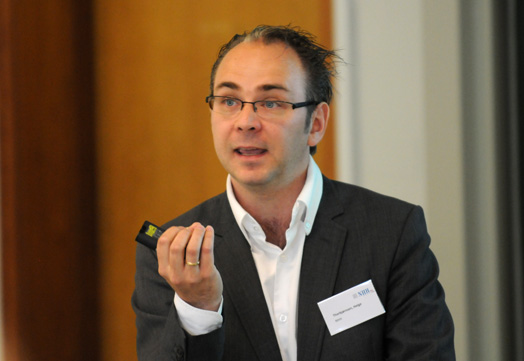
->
xmin=231 ymin=171 xmax=273 ymax=188
xmin=234 ymin=176 xmax=268 ymax=187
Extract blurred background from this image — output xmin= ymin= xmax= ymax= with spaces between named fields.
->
xmin=1 ymin=0 xmax=522 ymax=360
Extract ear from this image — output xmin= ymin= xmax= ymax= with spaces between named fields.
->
xmin=307 ymin=102 xmax=330 ymax=147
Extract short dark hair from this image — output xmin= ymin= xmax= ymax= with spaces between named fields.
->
xmin=209 ymin=25 xmax=339 ymax=155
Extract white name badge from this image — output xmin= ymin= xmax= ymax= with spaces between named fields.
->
xmin=317 ymin=279 xmax=385 ymax=336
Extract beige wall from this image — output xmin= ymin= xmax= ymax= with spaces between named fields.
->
xmin=94 ymin=1 xmax=334 ymax=359
xmin=333 ymin=1 xmax=508 ymax=360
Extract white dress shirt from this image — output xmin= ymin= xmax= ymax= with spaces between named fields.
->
xmin=175 ymin=156 xmax=323 ymax=361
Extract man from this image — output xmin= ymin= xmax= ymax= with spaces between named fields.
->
xmin=132 ymin=25 xmax=455 ymax=361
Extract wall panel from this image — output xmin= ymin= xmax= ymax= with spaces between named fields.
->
xmin=1 ymin=0 xmax=99 ymax=360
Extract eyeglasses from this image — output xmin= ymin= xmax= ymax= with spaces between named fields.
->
xmin=205 ymin=95 xmax=318 ymax=120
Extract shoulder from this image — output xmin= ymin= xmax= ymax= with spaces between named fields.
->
xmin=162 ymin=192 xmax=229 ymax=229
xmin=323 ymin=177 xmax=417 ymax=215
xmin=320 ymin=177 xmax=426 ymax=240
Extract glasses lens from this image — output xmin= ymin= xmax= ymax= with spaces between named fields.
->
xmin=255 ymin=101 xmax=290 ymax=119
xmin=211 ymin=96 xmax=242 ymax=116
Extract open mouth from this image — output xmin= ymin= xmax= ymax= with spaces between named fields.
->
xmin=235 ymin=147 xmax=267 ymax=156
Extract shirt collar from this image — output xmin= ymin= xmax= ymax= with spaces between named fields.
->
xmin=226 ymin=155 xmax=323 ymax=242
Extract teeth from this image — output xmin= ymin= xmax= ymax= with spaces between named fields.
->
xmin=237 ymin=148 xmax=265 ymax=155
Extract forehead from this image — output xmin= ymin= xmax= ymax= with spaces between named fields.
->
xmin=213 ymin=40 xmax=307 ymax=96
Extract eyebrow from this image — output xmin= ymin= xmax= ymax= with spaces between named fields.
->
xmin=260 ymin=84 xmax=288 ymax=92
xmin=215 ymin=82 xmax=239 ymax=91
xmin=215 ymin=82 xmax=289 ymax=93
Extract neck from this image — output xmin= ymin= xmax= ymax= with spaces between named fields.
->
xmin=232 ymin=171 xmax=307 ymax=249
xmin=233 ymin=172 xmax=306 ymax=220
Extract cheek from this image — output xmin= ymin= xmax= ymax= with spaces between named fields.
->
xmin=210 ymin=130 xmax=224 ymax=162
xmin=210 ymin=120 xmax=226 ymax=146
xmin=283 ymin=121 xmax=310 ymax=146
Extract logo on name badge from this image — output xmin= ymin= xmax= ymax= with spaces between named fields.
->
xmin=352 ymin=287 xmax=375 ymax=299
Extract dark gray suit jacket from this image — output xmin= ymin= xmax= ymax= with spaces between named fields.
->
xmin=132 ymin=177 xmax=455 ymax=361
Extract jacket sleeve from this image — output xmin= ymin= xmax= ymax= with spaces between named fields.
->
xmin=384 ymin=205 xmax=455 ymax=360
xmin=132 ymin=243 xmax=225 ymax=361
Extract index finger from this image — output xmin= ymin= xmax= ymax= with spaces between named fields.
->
xmin=156 ymin=226 xmax=185 ymax=270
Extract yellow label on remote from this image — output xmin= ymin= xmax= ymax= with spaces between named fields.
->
xmin=146 ymin=224 xmax=157 ymax=237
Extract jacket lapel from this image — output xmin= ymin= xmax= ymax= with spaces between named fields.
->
xmin=297 ymin=178 xmax=353 ymax=361
xmin=212 ymin=196 xmax=283 ymax=361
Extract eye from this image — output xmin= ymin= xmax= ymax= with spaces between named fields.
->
xmin=222 ymin=97 xmax=240 ymax=107
xmin=261 ymin=100 xmax=282 ymax=109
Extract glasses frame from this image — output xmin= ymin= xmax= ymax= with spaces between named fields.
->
xmin=205 ymin=95 xmax=318 ymax=116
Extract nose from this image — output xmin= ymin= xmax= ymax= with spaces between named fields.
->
xmin=235 ymin=103 xmax=261 ymax=131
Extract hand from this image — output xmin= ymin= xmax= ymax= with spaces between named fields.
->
xmin=157 ymin=222 xmax=223 ymax=311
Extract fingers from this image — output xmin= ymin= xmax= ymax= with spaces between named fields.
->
xmin=157 ymin=222 xmax=213 ymax=276
xmin=156 ymin=223 xmax=221 ymax=311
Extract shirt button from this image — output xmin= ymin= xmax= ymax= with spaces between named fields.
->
xmin=279 ymin=314 xmax=288 ymax=323
xmin=253 ymin=226 xmax=260 ymax=232
xmin=305 ymin=222 xmax=311 ymax=229
xmin=173 ymin=346 xmax=184 ymax=360
xmin=281 ymin=254 xmax=288 ymax=262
